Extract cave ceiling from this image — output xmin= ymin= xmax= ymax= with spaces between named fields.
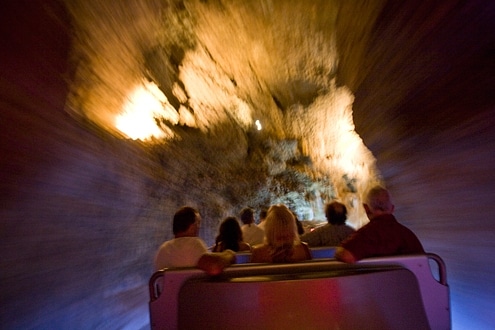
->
xmin=66 ymin=0 xmax=382 ymax=171
xmin=65 ymin=0 xmax=492 ymax=222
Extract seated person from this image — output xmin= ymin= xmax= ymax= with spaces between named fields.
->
xmin=240 ymin=207 xmax=265 ymax=246
xmin=257 ymin=208 xmax=268 ymax=231
xmin=300 ymin=201 xmax=355 ymax=247
xmin=251 ymin=204 xmax=312 ymax=263
xmin=335 ymin=186 xmax=425 ymax=263
xmin=292 ymin=210 xmax=306 ymax=236
xmin=154 ymin=206 xmax=235 ymax=275
xmin=212 ymin=216 xmax=251 ymax=252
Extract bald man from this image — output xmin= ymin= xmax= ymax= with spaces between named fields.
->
xmin=335 ymin=186 xmax=425 ymax=263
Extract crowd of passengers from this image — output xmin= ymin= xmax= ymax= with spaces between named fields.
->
xmin=153 ymin=186 xmax=425 ymax=275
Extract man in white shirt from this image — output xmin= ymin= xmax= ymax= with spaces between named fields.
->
xmin=240 ymin=207 xmax=265 ymax=246
xmin=154 ymin=206 xmax=235 ymax=275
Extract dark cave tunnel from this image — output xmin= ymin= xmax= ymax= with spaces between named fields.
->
xmin=1 ymin=0 xmax=495 ymax=329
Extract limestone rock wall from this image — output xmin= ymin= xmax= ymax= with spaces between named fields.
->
xmin=1 ymin=0 xmax=494 ymax=329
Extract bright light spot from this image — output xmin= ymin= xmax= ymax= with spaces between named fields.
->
xmin=293 ymin=89 xmax=378 ymax=227
xmin=255 ymin=119 xmax=262 ymax=130
xmin=178 ymin=105 xmax=196 ymax=127
xmin=116 ymin=81 xmax=179 ymax=141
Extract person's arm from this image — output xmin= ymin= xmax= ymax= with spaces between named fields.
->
xmin=334 ymin=246 xmax=357 ymax=263
xmin=196 ymin=249 xmax=236 ymax=275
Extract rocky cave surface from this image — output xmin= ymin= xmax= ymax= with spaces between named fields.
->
xmin=1 ymin=0 xmax=494 ymax=329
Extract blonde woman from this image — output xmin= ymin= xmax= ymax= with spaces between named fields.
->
xmin=250 ymin=204 xmax=312 ymax=263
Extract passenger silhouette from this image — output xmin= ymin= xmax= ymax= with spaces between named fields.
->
xmin=251 ymin=204 xmax=312 ymax=263
xmin=154 ymin=206 xmax=235 ymax=275
xmin=300 ymin=201 xmax=355 ymax=247
xmin=212 ymin=216 xmax=251 ymax=252
xmin=335 ymin=187 xmax=425 ymax=263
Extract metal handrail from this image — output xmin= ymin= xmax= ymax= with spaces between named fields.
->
xmin=426 ymin=252 xmax=448 ymax=285
xmin=149 ymin=270 xmax=164 ymax=302
xmin=149 ymin=253 xmax=448 ymax=301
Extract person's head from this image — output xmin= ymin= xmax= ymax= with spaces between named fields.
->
xmin=259 ymin=209 xmax=268 ymax=223
xmin=363 ymin=186 xmax=395 ymax=220
xmin=216 ymin=216 xmax=243 ymax=251
xmin=291 ymin=210 xmax=305 ymax=235
xmin=173 ymin=206 xmax=201 ymax=237
xmin=240 ymin=207 xmax=255 ymax=225
xmin=264 ymin=204 xmax=299 ymax=248
xmin=325 ymin=202 xmax=348 ymax=225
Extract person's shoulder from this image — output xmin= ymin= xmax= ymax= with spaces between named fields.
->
xmin=156 ymin=238 xmax=174 ymax=250
xmin=175 ymin=236 xmax=205 ymax=243
xmin=252 ymin=243 xmax=268 ymax=251
xmin=344 ymin=224 xmax=356 ymax=232
xmin=250 ymin=244 xmax=270 ymax=262
xmin=158 ymin=238 xmax=173 ymax=246
xmin=386 ymin=216 xmax=418 ymax=233
xmin=175 ymin=236 xmax=208 ymax=249
xmin=397 ymin=222 xmax=421 ymax=237
xmin=294 ymin=241 xmax=312 ymax=260
xmin=239 ymin=241 xmax=251 ymax=251
xmin=315 ymin=223 xmax=331 ymax=231
xmin=347 ymin=220 xmax=374 ymax=237
xmin=251 ymin=244 xmax=269 ymax=255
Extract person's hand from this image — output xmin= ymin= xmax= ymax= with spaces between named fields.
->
xmin=335 ymin=247 xmax=357 ymax=263
xmin=223 ymin=249 xmax=237 ymax=264
xmin=197 ymin=250 xmax=236 ymax=275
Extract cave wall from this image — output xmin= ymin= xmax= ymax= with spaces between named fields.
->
xmin=0 ymin=2 xmax=157 ymax=328
xmin=1 ymin=0 xmax=494 ymax=329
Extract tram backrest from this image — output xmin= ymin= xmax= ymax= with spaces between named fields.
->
xmin=234 ymin=246 xmax=336 ymax=264
xmin=149 ymin=253 xmax=450 ymax=329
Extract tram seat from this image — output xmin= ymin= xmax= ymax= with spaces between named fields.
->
xmin=149 ymin=253 xmax=450 ymax=330
xmin=309 ymin=246 xmax=336 ymax=258
xmin=234 ymin=246 xmax=336 ymax=264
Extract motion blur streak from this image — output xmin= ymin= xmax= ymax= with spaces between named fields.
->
xmin=1 ymin=0 xmax=494 ymax=329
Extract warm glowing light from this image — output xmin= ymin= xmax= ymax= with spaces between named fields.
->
xmin=116 ymin=81 xmax=179 ymax=140
xmin=255 ymin=119 xmax=262 ymax=130
xmin=291 ymin=89 xmax=378 ymax=227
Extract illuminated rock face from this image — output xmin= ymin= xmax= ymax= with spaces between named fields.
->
xmin=1 ymin=0 xmax=494 ymax=329
xmin=62 ymin=0 xmax=382 ymax=230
